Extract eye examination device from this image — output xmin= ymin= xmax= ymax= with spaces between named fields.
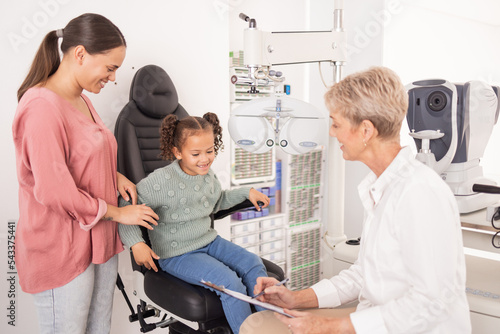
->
xmin=406 ymin=79 xmax=500 ymax=213
xmin=229 ymin=8 xmax=346 ymax=155
xmin=236 ymin=12 xmax=346 ymax=87
xmin=229 ymin=95 xmax=327 ymax=155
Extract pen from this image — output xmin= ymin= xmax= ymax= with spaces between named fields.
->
xmin=252 ymin=278 xmax=289 ymax=299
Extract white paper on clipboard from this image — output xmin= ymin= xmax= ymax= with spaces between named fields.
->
xmin=201 ymin=280 xmax=294 ymax=318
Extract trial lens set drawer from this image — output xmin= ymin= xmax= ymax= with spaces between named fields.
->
xmin=231 ymin=227 xmax=285 ymax=247
xmin=230 ymin=217 xmax=284 ymax=237
xmin=230 ymin=217 xmax=286 ymax=261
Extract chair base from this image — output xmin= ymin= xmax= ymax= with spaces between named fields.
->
xmin=169 ymin=320 xmax=232 ymax=334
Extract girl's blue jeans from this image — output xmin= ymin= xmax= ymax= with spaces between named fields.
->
xmin=159 ymin=236 xmax=268 ymax=334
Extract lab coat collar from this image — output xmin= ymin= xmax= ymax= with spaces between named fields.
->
xmin=358 ymin=146 xmax=413 ymax=210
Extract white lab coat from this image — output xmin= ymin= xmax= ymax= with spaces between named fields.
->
xmin=312 ymin=146 xmax=471 ymax=334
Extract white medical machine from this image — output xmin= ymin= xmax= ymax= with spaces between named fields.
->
xmin=406 ymin=79 xmax=500 ymax=213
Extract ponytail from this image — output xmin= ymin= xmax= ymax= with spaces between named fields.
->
xmin=17 ymin=30 xmax=60 ymax=101
xmin=203 ymin=112 xmax=223 ymax=155
xmin=17 ymin=13 xmax=126 ymax=102
xmin=160 ymin=114 xmax=179 ymax=161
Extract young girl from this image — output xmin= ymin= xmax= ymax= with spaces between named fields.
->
xmin=119 ymin=112 xmax=270 ymax=333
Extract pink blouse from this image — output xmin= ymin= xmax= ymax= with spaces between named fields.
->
xmin=12 ymin=87 xmax=123 ymax=293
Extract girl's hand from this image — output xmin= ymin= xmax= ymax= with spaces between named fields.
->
xmin=249 ymin=188 xmax=270 ymax=211
xmin=274 ymin=310 xmax=355 ymax=334
xmin=117 ymin=172 xmax=137 ymax=204
xmin=131 ymin=242 xmax=160 ymax=272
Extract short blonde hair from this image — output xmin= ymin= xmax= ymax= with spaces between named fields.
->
xmin=324 ymin=66 xmax=408 ymax=139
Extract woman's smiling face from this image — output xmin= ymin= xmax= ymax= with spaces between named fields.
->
xmin=329 ymin=111 xmax=365 ymax=161
xmin=78 ymin=45 xmax=126 ymax=94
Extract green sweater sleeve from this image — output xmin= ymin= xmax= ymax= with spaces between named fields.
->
xmin=118 ymin=194 xmax=147 ymax=248
xmin=214 ymin=186 xmax=251 ymax=213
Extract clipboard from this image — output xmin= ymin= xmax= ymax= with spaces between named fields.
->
xmin=201 ymin=280 xmax=294 ymax=318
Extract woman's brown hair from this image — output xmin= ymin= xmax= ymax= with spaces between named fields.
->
xmin=17 ymin=13 xmax=126 ymax=102
xmin=160 ymin=112 xmax=224 ymax=161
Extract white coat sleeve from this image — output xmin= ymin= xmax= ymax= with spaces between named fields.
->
xmin=311 ymin=261 xmax=364 ymax=308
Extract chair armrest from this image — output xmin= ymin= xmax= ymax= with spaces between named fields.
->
xmin=213 ymin=199 xmax=253 ymax=220
xmin=262 ymin=258 xmax=285 ymax=281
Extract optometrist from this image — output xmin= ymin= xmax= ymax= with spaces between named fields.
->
xmin=241 ymin=66 xmax=470 ymax=334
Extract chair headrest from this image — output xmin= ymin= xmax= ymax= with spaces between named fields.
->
xmin=130 ymin=65 xmax=179 ymax=119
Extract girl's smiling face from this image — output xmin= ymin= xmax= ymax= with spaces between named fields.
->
xmin=173 ymin=130 xmax=215 ymax=176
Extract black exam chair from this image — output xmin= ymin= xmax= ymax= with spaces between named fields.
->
xmin=114 ymin=65 xmax=285 ymax=334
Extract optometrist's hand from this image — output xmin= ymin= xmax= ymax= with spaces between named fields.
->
xmin=131 ymin=242 xmax=160 ymax=272
xmin=255 ymin=277 xmax=320 ymax=310
xmin=117 ymin=172 xmax=137 ymax=204
xmin=249 ymin=188 xmax=270 ymax=211
xmin=254 ymin=277 xmax=295 ymax=308
xmin=274 ymin=310 xmax=355 ymax=334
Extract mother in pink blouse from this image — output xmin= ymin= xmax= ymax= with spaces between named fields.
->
xmin=13 ymin=13 xmax=158 ymax=334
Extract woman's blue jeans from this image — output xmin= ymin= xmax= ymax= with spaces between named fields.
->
xmin=32 ymin=254 xmax=118 ymax=334
xmin=159 ymin=236 xmax=268 ymax=334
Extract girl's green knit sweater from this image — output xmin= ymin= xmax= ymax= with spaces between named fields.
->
xmin=118 ymin=160 xmax=250 ymax=259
